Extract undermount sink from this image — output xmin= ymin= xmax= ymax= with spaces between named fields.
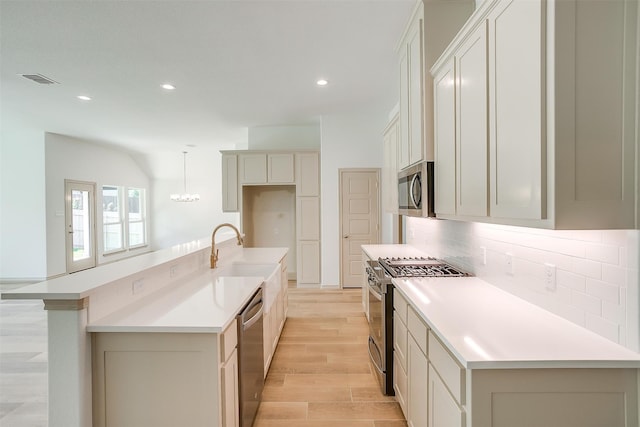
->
xmin=216 ymin=262 xmax=280 ymax=311
xmin=216 ymin=263 xmax=278 ymax=279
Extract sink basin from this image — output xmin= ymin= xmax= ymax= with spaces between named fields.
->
xmin=216 ymin=263 xmax=278 ymax=279
xmin=216 ymin=262 xmax=280 ymax=310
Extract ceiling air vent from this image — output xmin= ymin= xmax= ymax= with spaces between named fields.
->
xmin=20 ymin=74 xmax=58 ymax=85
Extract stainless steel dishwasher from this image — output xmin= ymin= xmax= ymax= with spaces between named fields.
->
xmin=237 ymin=286 xmax=264 ymax=427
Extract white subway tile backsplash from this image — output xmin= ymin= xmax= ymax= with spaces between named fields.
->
xmin=586 ymin=279 xmax=620 ymax=304
xmin=556 ymin=270 xmax=586 ymax=292
xmin=585 ymin=313 xmax=620 ymax=343
xmin=572 ymin=258 xmax=602 ymax=280
xmin=407 ymin=218 xmax=639 ymax=351
xmin=571 ymin=291 xmax=602 ymax=315
xmin=601 ymin=264 xmax=627 ymax=287
xmin=585 ymin=243 xmax=620 ymax=265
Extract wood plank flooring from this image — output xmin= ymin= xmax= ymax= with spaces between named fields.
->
xmin=255 ymin=288 xmax=407 ymax=427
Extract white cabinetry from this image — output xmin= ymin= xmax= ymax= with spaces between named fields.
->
xmin=221 ymin=150 xmax=321 ymax=285
xmin=432 ymin=0 xmax=639 ymax=229
xmin=222 ymin=154 xmax=239 ymax=212
xmin=239 ymin=153 xmax=294 ymax=184
xmin=428 ymin=365 xmax=463 ymax=427
xmin=92 ymin=319 xmax=240 ymax=427
xmin=397 ymin=2 xmax=424 ymax=170
xmin=382 ymin=111 xmax=399 ymax=214
xmin=263 ymin=255 xmax=288 ymax=375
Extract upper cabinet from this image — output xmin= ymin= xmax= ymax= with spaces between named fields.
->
xmin=396 ymin=0 xmax=475 ymax=171
xmin=431 ymin=0 xmax=639 ymax=229
xmin=221 ymin=154 xmax=239 ymax=212
xmin=295 ymin=152 xmax=320 ymax=197
xmin=397 ymin=2 xmax=424 ymax=170
xmin=239 ymin=153 xmax=294 ymax=184
xmin=383 ymin=110 xmax=400 ymax=214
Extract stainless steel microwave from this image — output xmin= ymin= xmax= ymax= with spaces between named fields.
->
xmin=398 ymin=161 xmax=434 ymax=217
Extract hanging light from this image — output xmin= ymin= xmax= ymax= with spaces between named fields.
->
xmin=170 ymin=151 xmax=200 ymax=202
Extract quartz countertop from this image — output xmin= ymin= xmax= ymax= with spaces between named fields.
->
xmin=87 ymin=271 xmax=263 ymax=334
xmin=393 ymin=276 xmax=640 ymax=369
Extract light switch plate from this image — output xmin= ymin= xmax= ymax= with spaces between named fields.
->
xmin=505 ymin=253 xmax=514 ymax=275
xmin=544 ymin=263 xmax=556 ymax=291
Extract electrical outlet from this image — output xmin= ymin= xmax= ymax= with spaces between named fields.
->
xmin=132 ymin=278 xmax=145 ymax=294
xmin=505 ymin=253 xmax=514 ymax=275
xmin=544 ymin=263 xmax=556 ymax=291
xmin=170 ymin=265 xmax=179 ymax=278
xmin=480 ymin=246 xmax=487 ymax=266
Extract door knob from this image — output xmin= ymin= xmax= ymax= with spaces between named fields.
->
xmin=343 ymin=235 xmax=349 ymax=239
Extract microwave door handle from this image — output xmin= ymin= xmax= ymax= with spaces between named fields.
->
xmin=409 ymin=174 xmax=420 ymax=208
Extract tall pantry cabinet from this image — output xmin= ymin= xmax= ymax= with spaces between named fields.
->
xmin=221 ymin=150 xmax=321 ymax=285
xmin=432 ymin=0 xmax=639 ymax=229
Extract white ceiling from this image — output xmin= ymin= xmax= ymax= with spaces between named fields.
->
xmin=1 ymin=0 xmax=415 ymax=156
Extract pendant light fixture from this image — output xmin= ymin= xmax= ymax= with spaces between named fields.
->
xmin=170 ymin=151 xmax=200 ymax=202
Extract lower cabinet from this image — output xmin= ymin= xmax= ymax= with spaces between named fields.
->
xmin=263 ymin=255 xmax=288 ymax=376
xmin=428 ymin=365 xmax=463 ymax=427
xmin=221 ymin=348 xmax=239 ymax=427
xmin=92 ymin=320 xmax=239 ymax=427
xmin=407 ymin=334 xmax=428 ymax=427
xmin=394 ymin=288 xmax=639 ymax=427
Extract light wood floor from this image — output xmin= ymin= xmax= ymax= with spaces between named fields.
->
xmin=255 ymin=288 xmax=407 ymax=427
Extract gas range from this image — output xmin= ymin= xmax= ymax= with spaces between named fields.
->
xmin=377 ymin=256 xmax=469 ymax=278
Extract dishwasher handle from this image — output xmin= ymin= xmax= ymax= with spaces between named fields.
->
xmin=240 ymin=290 xmax=264 ymax=331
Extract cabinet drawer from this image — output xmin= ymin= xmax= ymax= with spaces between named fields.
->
xmin=407 ymin=306 xmax=428 ymax=355
xmin=393 ymin=312 xmax=408 ymax=372
xmin=394 ymin=289 xmax=408 ymax=325
xmin=428 ymin=331 xmax=465 ymax=405
xmin=220 ymin=319 xmax=238 ymax=362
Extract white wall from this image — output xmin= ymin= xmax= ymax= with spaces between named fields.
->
xmin=44 ymin=133 xmax=152 ymax=277
xmin=406 ymin=217 xmax=640 ymax=352
xmin=320 ymin=106 xmax=389 ymax=286
xmin=0 ymin=129 xmax=47 ymax=280
xmin=248 ymin=124 xmax=320 ymax=150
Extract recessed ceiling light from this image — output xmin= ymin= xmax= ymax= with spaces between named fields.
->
xmin=162 ymin=83 xmax=176 ymax=90
xmin=77 ymin=95 xmax=91 ymax=101
xmin=316 ymin=79 xmax=328 ymax=86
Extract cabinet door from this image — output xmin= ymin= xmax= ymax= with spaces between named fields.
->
xmin=455 ymin=22 xmax=488 ymax=217
xmin=240 ymin=154 xmax=267 ymax=184
xmin=297 ymin=240 xmax=320 ymax=284
xmin=394 ymin=353 xmax=408 ymax=418
xmin=428 ymin=365 xmax=463 ymax=427
xmin=489 ymin=0 xmax=544 ymax=219
xmin=433 ymin=60 xmax=456 ymax=216
xmin=383 ymin=116 xmax=399 ymax=214
xmin=268 ymin=153 xmax=294 ymax=183
xmin=296 ymin=197 xmax=320 ymax=240
xmin=407 ymin=17 xmax=424 ymax=166
xmin=263 ymin=307 xmax=272 ymax=375
xmin=399 ymin=47 xmax=410 ymax=170
xmin=407 ymin=335 xmax=428 ymax=427
xmin=394 ymin=312 xmax=408 ymax=372
xmin=221 ymin=154 xmax=239 ymax=212
xmin=221 ymin=349 xmax=239 ymax=427
xmin=296 ymin=152 xmax=320 ymax=196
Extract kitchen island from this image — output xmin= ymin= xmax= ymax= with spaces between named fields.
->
xmin=362 ymin=244 xmax=640 ymax=426
xmin=1 ymin=234 xmax=288 ymax=427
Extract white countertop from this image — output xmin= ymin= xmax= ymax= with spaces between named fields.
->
xmin=361 ymin=244 xmax=428 ymax=261
xmin=1 ymin=237 xmax=213 ymax=300
xmin=394 ymin=276 xmax=640 ymax=369
xmin=87 ymin=271 xmax=263 ymax=334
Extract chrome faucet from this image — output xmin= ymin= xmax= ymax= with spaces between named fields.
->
xmin=211 ymin=223 xmax=244 ymax=268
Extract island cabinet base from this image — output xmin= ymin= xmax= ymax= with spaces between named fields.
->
xmin=92 ymin=323 xmax=238 ymax=427
xmin=468 ymin=368 xmax=639 ymax=427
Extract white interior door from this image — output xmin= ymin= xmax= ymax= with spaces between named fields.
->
xmin=65 ymin=180 xmax=97 ymax=273
xmin=340 ymin=169 xmax=380 ymax=288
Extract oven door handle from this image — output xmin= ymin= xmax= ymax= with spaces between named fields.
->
xmin=368 ymin=336 xmax=385 ymax=375
xmin=368 ymin=283 xmax=383 ymax=301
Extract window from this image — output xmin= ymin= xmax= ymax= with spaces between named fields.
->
xmin=102 ymin=186 xmax=124 ymax=253
xmin=127 ymin=188 xmax=147 ymax=248
xmin=102 ymin=185 xmax=147 ymax=254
